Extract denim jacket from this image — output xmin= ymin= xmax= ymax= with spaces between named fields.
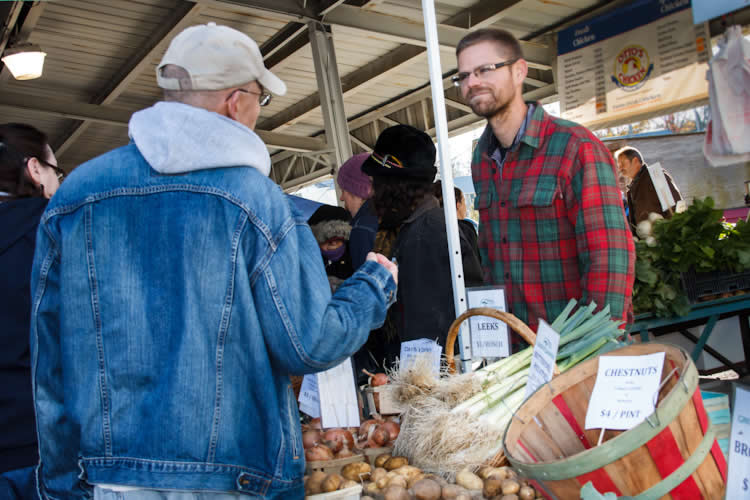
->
xmin=30 ymin=103 xmax=396 ymax=499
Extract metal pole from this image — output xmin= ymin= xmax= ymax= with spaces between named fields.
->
xmin=420 ymin=0 xmax=471 ymax=373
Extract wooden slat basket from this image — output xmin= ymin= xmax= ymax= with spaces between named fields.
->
xmin=503 ymin=343 xmax=728 ymax=500
xmin=445 ymin=307 xmax=559 ymax=467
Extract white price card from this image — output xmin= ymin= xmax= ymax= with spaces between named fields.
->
xmin=466 ymin=286 xmax=510 ymax=359
xmin=525 ymin=320 xmax=560 ymax=399
xmin=400 ymin=339 xmax=442 ymax=375
xmin=726 ymin=383 xmax=750 ymax=499
xmin=585 ymin=352 xmax=665 ymax=430
xmin=646 ymin=162 xmax=676 ymax=212
xmin=297 ymin=374 xmax=321 ymax=419
xmin=317 ymin=358 xmax=360 ymax=429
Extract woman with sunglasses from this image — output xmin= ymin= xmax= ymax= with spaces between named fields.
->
xmin=0 ymin=122 xmax=61 ymax=500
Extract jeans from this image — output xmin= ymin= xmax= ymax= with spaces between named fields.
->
xmin=0 ymin=466 xmax=38 ymax=500
xmin=94 ymin=486 xmax=261 ymax=500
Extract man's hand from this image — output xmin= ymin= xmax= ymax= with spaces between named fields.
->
xmin=366 ymin=252 xmax=398 ymax=285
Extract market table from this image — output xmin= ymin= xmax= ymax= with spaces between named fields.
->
xmin=628 ymin=294 xmax=750 ymax=375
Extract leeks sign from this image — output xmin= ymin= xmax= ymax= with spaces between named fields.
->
xmin=557 ymin=0 xmax=709 ymax=129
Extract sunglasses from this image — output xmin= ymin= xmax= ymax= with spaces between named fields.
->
xmin=230 ymin=88 xmax=272 ymax=107
xmin=451 ymin=58 xmax=518 ymax=87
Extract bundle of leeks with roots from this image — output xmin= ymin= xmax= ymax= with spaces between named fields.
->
xmin=389 ymin=299 xmax=627 ymax=477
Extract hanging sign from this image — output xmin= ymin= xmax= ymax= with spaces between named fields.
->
xmin=400 ymin=338 xmax=442 ymax=375
xmin=726 ymin=383 xmax=750 ymax=499
xmin=525 ymin=320 xmax=560 ymax=399
xmin=557 ymin=0 xmax=709 ymax=130
xmin=317 ymin=358 xmax=360 ymax=428
xmin=298 ymin=374 xmax=321 ymax=418
xmin=466 ymin=286 xmax=510 ymax=358
xmin=585 ymin=352 xmax=665 ymax=430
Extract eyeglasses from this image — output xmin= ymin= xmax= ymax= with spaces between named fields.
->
xmin=37 ymin=158 xmax=65 ymax=181
xmin=230 ymin=88 xmax=272 ymax=106
xmin=451 ymin=58 xmax=518 ymax=87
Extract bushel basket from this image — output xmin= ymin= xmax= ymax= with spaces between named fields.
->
xmin=503 ymin=343 xmax=727 ymax=499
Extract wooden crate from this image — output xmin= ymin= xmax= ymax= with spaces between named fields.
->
xmin=305 ymin=453 xmax=367 ymax=476
xmin=363 ymin=385 xmax=403 ymax=416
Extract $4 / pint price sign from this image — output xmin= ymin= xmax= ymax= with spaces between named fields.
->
xmin=727 ymin=383 xmax=750 ymax=499
xmin=585 ymin=352 xmax=665 ymax=431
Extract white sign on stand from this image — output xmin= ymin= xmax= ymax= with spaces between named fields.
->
xmin=317 ymin=358 xmax=360 ymax=428
xmin=466 ymin=286 xmax=510 ymax=359
xmin=585 ymin=352 xmax=665 ymax=430
xmin=646 ymin=162 xmax=676 ymax=212
xmin=726 ymin=383 xmax=750 ymax=499
xmin=298 ymin=374 xmax=321 ymax=418
xmin=400 ymin=339 xmax=442 ymax=375
xmin=525 ymin=320 xmax=560 ymax=399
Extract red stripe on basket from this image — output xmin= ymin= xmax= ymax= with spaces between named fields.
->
xmin=528 ymin=479 xmax=551 ymax=500
xmin=552 ymin=394 xmax=591 ymax=449
xmin=645 ymin=426 xmax=702 ymax=499
xmin=575 ymin=469 xmax=623 ymax=496
xmin=691 ymin=389 xmax=728 ymax=481
xmin=516 ymin=439 xmax=538 ymax=463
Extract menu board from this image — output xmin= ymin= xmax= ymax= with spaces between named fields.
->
xmin=557 ymin=0 xmax=709 ymax=129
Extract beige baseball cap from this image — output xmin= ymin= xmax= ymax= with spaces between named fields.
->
xmin=156 ymin=22 xmax=286 ymax=95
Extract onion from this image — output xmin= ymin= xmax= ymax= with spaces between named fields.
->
xmin=358 ymin=419 xmax=380 ymax=440
xmin=381 ymin=421 xmax=400 ymax=441
xmin=370 ymin=373 xmax=388 ymax=386
xmin=305 ymin=444 xmax=334 ymax=462
xmin=371 ymin=425 xmax=390 ymax=447
xmin=323 ymin=429 xmax=354 ymax=453
xmin=302 ymin=429 xmax=321 ymax=449
xmin=335 ymin=447 xmax=354 ymax=458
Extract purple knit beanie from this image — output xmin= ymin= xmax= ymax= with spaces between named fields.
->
xmin=337 ymin=152 xmax=372 ymax=199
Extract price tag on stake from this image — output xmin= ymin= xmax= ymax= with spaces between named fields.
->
xmin=525 ymin=319 xmax=560 ymax=399
xmin=466 ymin=286 xmax=510 ymax=359
xmin=585 ymin=352 xmax=664 ymax=430
xmin=726 ymin=383 xmax=750 ymax=499
xmin=298 ymin=374 xmax=321 ymax=418
xmin=399 ymin=339 xmax=442 ymax=375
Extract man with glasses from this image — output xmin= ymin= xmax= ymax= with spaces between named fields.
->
xmin=455 ymin=28 xmax=634 ymax=347
xmin=30 ymin=23 xmax=397 ymax=499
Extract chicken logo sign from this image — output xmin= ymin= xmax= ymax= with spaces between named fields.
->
xmin=611 ymin=45 xmax=654 ymax=91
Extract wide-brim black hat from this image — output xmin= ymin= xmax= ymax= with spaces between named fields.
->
xmin=361 ymin=124 xmax=437 ymax=182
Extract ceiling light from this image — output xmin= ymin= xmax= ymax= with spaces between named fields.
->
xmin=1 ymin=43 xmax=46 ymax=80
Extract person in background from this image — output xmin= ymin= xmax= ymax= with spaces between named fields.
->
xmin=0 ymin=123 xmax=62 ymax=500
xmin=615 ymin=145 xmax=682 ymax=229
xmin=455 ymin=28 xmax=634 ymax=347
xmin=308 ymin=204 xmax=353 ymax=291
xmin=433 ymin=181 xmax=482 ymax=266
xmin=363 ymin=124 xmax=483 ymax=357
xmin=30 ymin=23 xmax=396 ymax=499
xmin=337 ymin=152 xmax=378 ymax=269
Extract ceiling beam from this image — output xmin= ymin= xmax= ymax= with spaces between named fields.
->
xmin=263 ymin=23 xmax=309 ymax=70
xmin=194 ymin=0 xmax=317 ymax=21
xmin=0 ymin=91 xmax=328 ymax=152
xmin=281 ymin=168 xmax=333 ymax=191
xmin=54 ymin=2 xmax=205 ymax=156
xmin=0 ymin=1 xmax=24 ymax=56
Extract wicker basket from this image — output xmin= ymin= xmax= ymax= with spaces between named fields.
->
xmin=444 ymin=307 xmax=560 ymax=467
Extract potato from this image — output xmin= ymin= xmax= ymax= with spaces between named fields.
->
xmin=304 ymin=470 xmax=327 ymax=495
xmin=501 ymin=478 xmax=521 ymax=495
xmin=321 ymin=473 xmax=343 ymax=492
xmin=441 ymin=483 xmax=469 ymax=500
xmin=412 ymin=478 xmax=441 ymax=500
xmin=341 ymin=462 xmax=372 ymax=481
xmin=483 ymin=477 xmax=504 ymax=498
xmin=500 ymin=495 xmax=519 ymax=500
xmin=371 ymin=467 xmax=388 ymax=483
xmin=394 ymin=464 xmax=422 ymax=479
xmin=422 ymin=473 xmax=448 ymax=487
xmin=340 ymin=479 xmax=359 ymax=489
xmin=381 ymin=484 xmax=410 ymax=500
xmin=387 ymin=474 xmax=408 ymax=489
xmin=455 ymin=468 xmax=484 ymax=491
xmin=407 ymin=472 xmax=425 ymax=489
xmin=384 ymin=456 xmax=409 ymax=470
xmin=363 ymin=481 xmax=380 ymax=495
xmin=374 ymin=453 xmax=392 ymax=468
xmin=518 ymin=485 xmax=535 ymax=500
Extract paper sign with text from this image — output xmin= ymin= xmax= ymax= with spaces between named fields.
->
xmin=317 ymin=358 xmax=360 ymax=428
xmin=646 ymin=162 xmax=676 ymax=212
xmin=298 ymin=374 xmax=321 ymax=418
xmin=525 ymin=320 xmax=560 ymax=399
xmin=726 ymin=384 xmax=750 ymax=499
xmin=400 ymin=339 xmax=442 ymax=375
xmin=466 ymin=286 xmax=510 ymax=358
xmin=585 ymin=352 xmax=665 ymax=430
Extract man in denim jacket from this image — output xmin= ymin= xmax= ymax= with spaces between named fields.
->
xmin=30 ymin=23 xmax=397 ymax=500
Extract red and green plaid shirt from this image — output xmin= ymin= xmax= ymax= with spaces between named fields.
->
xmin=472 ymin=103 xmax=635 ymax=345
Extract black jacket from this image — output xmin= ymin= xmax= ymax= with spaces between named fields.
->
xmin=0 ymin=196 xmax=47 ymax=473
xmin=393 ymin=196 xmax=484 ymax=349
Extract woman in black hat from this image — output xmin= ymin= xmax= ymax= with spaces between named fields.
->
xmin=362 ymin=125 xmax=483 ymax=360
